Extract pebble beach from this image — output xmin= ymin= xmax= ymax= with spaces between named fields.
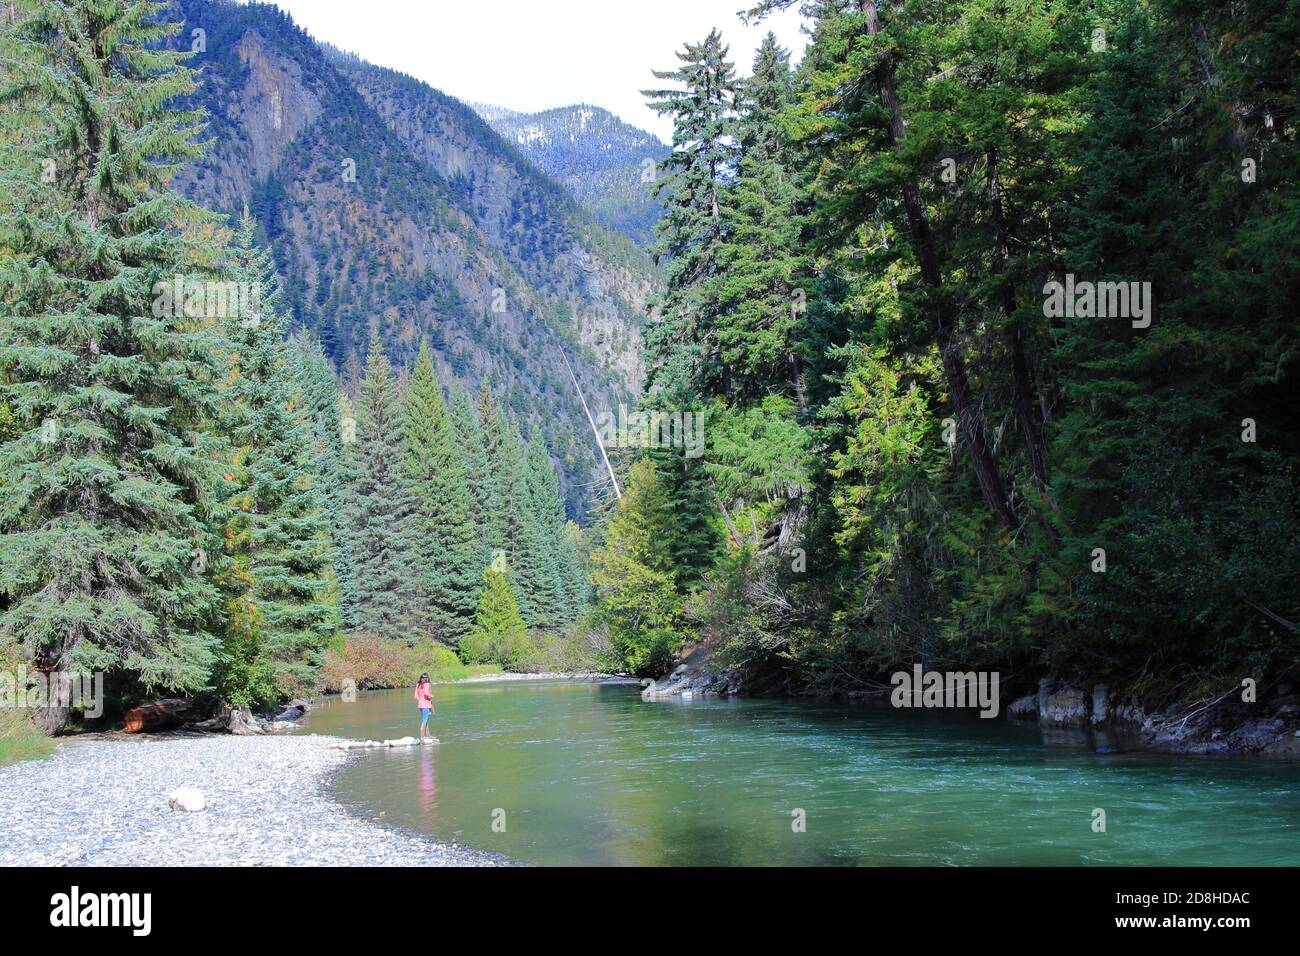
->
xmin=0 ymin=734 xmax=503 ymax=866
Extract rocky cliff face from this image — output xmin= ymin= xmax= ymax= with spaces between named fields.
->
xmin=165 ymin=0 xmax=654 ymax=515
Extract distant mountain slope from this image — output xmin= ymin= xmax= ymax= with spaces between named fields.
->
xmin=164 ymin=0 xmax=654 ymax=515
xmin=475 ymin=103 xmax=669 ymax=247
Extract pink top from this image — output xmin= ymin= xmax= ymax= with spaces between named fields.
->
xmin=415 ymin=683 xmax=432 ymax=708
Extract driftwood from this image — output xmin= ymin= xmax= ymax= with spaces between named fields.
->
xmin=122 ymin=698 xmax=198 ymax=733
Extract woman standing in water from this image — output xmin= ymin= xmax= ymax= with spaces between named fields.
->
xmin=414 ymin=673 xmax=434 ymax=740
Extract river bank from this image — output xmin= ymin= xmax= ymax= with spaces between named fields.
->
xmin=0 ymin=734 xmax=502 ymax=866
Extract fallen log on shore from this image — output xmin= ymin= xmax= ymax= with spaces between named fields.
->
xmin=122 ymin=699 xmax=198 ymax=733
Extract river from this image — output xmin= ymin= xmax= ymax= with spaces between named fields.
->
xmin=299 ymin=678 xmax=1300 ymax=866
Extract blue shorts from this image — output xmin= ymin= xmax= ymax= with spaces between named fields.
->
xmin=420 ymin=707 xmax=431 ymax=724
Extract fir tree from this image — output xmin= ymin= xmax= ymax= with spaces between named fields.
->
xmin=214 ymin=211 xmax=338 ymax=702
xmin=448 ymin=383 xmax=490 ymax=608
xmin=402 ymin=341 xmax=479 ymax=645
xmin=642 ymin=28 xmax=738 ymax=399
xmin=524 ymin=438 xmax=584 ymax=625
xmin=714 ymin=34 xmax=809 ymax=403
xmin=477 ymin=387 xmax=550 ymax=625
xmin=341 ymin=332 xmax=422 ymax=640
xmin=291 ymin=328 xmax=355 ymax=621
xmin=591 ymin=459 xmax=687 ymax=675
xmin=0 ymin=0 xmax=226 ymax=730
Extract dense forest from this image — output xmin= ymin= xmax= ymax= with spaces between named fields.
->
xmin=591 ymin=0 xmax=1299 ymax=703
xmin=0 ymin=0 xmax=589 ymax=731
xmin=1 ymin=0 xmax=1297 ymax=737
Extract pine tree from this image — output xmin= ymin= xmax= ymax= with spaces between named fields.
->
xmin=214 ymin=211 xmax=338 ymax=703
xmin=341 ymin=333 xmax=422 ymax=640
xmin=402 ymin=341 xmax=479 ymax=645
xmin=0 ymin=0 xmax=226 ymax=730
xmin=714 ymin=34 xmax=809 ymax=404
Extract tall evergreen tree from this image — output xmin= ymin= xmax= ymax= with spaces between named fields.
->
xmin=0 ymin=0 xmax=226 ymax=730
xmin=448 ymin=383 xmax=490 ymax=608
xmin=524 ymin=439 xmax=586 ymax=625
xmin=341 ymin=332 xmax=422 ymax=640
xmin=643 ymin=28 xmax=738 ymax=399
xmin=402 ymin=341 xmax=479 ymax=645
xmin=290 ymin=328 xmax=355 ymax=621
xmin=477 ymin=386 xmax=551 ymax=625
xmin=713 ymin=33 xmax=809 ymax=404
xmin=214 ymin=212 xmax=338 ymax=702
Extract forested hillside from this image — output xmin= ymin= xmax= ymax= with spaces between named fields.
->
xmin=592 ymin=0 xmax=1300 ymax=706
xmin=477 ymin=103 xmax=670 ymax=246
xmin=0 ymin=0 xmax=594 ymax=731
xmin=164 ymin=0 xmax=655 ymax=515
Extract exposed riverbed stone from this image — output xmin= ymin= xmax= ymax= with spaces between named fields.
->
xmin=168 ymin=786 xmax=206 ymax=812
xmin=1008 ymin=676 xmax=1299 ymax=756
xmin=0 ymin=734 xmax=501 ymax=866
xmin=1037 ymin=679 xmax=1089 ymax=727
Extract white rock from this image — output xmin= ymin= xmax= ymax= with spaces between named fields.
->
xmin=168 ymin=786 xmax=207 ymax=812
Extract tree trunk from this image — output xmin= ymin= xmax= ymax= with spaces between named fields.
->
xmin=861 ymin=0 xmax=1016 ymax=527
xmin=123 ymin=698 xmax=198 ymax=733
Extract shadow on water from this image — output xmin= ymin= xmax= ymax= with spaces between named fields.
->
xmin=300 ymin=680 xmax=1300 ymax=867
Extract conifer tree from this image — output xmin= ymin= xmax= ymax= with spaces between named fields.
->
xmin=448 ymin=383 xmax=490 ymax=608
xmin=461 ymin=566 xmax=530 ymax=671
xmin=341 ymin=333 xmax=422 ymax=640
xmin=643 ymin=28 xmax=738 ymax=399
xmin=591 ymin=459 xmax=687 ymax=675
xmin=403 ymin=341 xmax=479 ymax=645
xmin=524 ymin=439 xmax=583 ymax=625
xmin=291 ymin=329 xmax=355 ymax=618
xmin=477 ymin=387 xmax=550 ymax=625
xmin=214 ymin=212 xmax=338 ymax=702
xmin=0 ymin=0 xmax=226 ymax=730
xmin=714 ymin=34 xmax=809 ymax=403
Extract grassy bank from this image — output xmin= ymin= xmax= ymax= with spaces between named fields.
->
xmin=0 ymin=709 xmax=54 ymax=767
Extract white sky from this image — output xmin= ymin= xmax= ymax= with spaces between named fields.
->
xmin=235 ymin=0 xmax=809 ymax=141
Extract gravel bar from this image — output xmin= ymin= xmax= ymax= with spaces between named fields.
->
xmin=0 ymin=734 xmax=504 ymax=866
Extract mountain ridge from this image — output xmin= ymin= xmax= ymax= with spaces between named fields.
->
xmin=164 ymin=0 xmax=654 ymax=515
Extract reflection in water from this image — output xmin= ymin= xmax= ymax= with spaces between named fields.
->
xmin=418 ymin=748 xmax=437 ymax=816
xmin=300 ymin=680 xmax=1300 ymax=867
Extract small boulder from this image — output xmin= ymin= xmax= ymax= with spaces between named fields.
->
xmin=168 ymin=786 xmax=207 ymax=812
xmin=1090 ymin=684 xmax=1111 ymax=725
xmin=1007 ymin=694 xmax=1038 ymax=720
